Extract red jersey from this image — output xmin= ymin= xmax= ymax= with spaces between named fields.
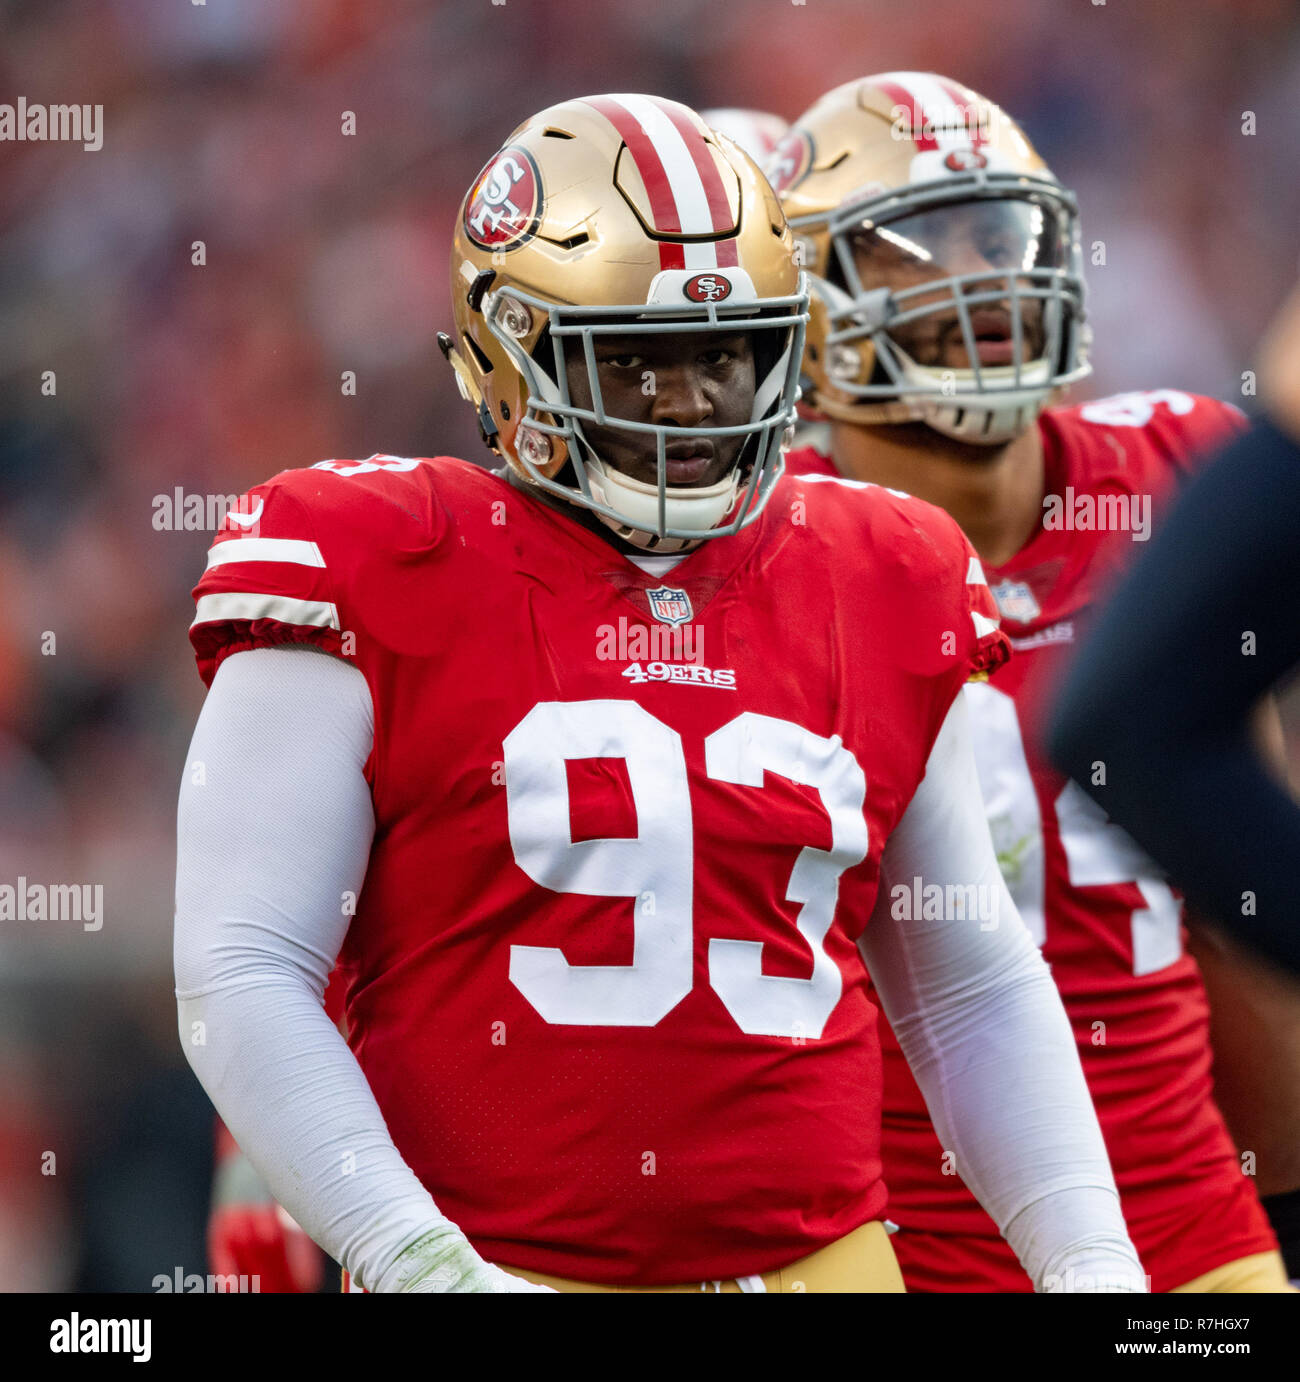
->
xmin=787 ymin=389 xmax=1277 ymax=1292
xmin=189 ymin=453 xmax=1005 ymax=1285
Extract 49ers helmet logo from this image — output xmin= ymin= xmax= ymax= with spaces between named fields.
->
xmin=765 ymin=129 xmax=814 ymax=196
xmin=464 ymin=145 xmax=543 ymax=251
xmin=943 ymin=148 xmax=988 ymax=172
xmin=683 ymin=273 xmax=733 ymax=302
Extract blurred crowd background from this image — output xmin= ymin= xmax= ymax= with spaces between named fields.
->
xmin=1 ymin=0 xmax=1298 ymax=1290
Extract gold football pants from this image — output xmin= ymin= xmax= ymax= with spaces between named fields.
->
xmin=496 ymin=1219 xmax=905 ymax=1293
xmin=1170 ymin=1250 xmax=1296 ymax=1293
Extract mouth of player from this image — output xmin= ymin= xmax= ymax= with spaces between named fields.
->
xmin=966 ymin=310 xmax=1018 ymax=365
xmin=928 ymin=308 xmax=1045 ymax=370
xmin=663 ymin=440 xmax=717 ymax=486
xmin=973 ymin=335 xmax=1015 ymax=365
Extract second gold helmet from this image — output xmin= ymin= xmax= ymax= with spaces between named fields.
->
xmin=771 ymin=72 xmax=1090 ymax=444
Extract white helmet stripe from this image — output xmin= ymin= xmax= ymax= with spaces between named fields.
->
xmin=881 ymin=71 xmax=980 ymax=153
xmin=606 ymin=93 xmax=720 ymax=261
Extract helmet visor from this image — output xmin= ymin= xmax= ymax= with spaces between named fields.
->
xmin=822 ymin=185 xmax=1086 ymax=397
xmin=851 ymin=197 xmax=1070 ymax=280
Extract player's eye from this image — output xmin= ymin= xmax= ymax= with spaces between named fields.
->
xmin=599 ymin=352 xmax=642 ymax=369
xmin=976 ymin=232 xmax=1019 ymax=266
xmin=699 ymin=349 xmax=734 ymax=367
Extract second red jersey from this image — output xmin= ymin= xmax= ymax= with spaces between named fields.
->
xmin=787 ymin=389 xmax=1277 ymax=1292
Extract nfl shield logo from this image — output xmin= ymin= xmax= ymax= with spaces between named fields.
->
xmin=645 ymin=585 xmax=693 ymax=628
xmin=991 ymin=579 xmax=1041 ymax=624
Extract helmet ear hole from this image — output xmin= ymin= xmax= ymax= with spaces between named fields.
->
xmin=463 ymin=333 xmax=494 ymax=375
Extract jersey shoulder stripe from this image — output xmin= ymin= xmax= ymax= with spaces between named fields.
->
xmin=191 ymin=592 xmax=340 ymax=633
xmin=203 ymin=537 xmax=325 ymax=571
xmin=188 ymin=455 xmax=499 ymax=686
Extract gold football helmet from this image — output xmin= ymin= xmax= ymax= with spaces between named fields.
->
xmin=770 ymin=72 xmax=1089 ymax=444
xmin=442 ymin=93 xmax=808 ymax=551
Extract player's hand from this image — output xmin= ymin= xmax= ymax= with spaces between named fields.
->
xmin=418 ymin=1262 xmax=557 ymax=1293
xmin=1258 ymin=278 xmax=1300 ymax=444
xmin=209 ymin=1147 xmax=325 ymax=1293
xmin=1041 ymin=1255 xmax=1148 ymax=1292
xmin=385 ymin=1225 xmax=557 ymax=1292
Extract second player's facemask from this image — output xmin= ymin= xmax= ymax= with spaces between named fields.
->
xmin=481 ymin=270 xmax=808 ymax=553
xmin=805 ymin=176 xmax=1089 ymax=445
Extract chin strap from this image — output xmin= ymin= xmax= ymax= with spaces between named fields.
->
xmin=892 ymin=342 xmax=1056 ymax=445
xmin=583 ymin=457 xmax=742 ymax=554
xmin=811 ymin=270 xmax=1065 ymax=445
xmin=817 ymin=388 xmax=1052 ymax=446
xmin=916 ymin=395 xmax=1047 ymax=445
xmin=815 ymin=336 xmax=1057 ymax=445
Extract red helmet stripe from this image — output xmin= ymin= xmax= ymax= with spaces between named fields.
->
xmin=875 ymin=78 xmax=938 ymax=152
xmin=584 ymin=95 xmax=737 ymax=272
xmin=656 ymin=99 xmax=733 ymax=236
xmin=937 ymin=77 xmax=987 ymax=149
xmin=582 ymin=94 xmax=683 ymax=250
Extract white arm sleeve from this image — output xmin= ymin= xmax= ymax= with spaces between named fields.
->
xmin=174 ymin=646 xmax=548 ymax=1292
xmin=859 ymin=693 xmax=1147 ymax=1292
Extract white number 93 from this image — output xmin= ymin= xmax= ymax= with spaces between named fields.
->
xmin=502 ymin=700 xmax=868 ymax=1038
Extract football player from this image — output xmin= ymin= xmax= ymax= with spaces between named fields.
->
xmin=772 ymin=71 xmax=1297 ymax=1291
xmin=204 ymin=97 xmax=797 ymax=1297
xmin=1052 ymin=279 xmax=1300 ymax=984
xmin=175 ymin=93 xmax=1144 ymax=1293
